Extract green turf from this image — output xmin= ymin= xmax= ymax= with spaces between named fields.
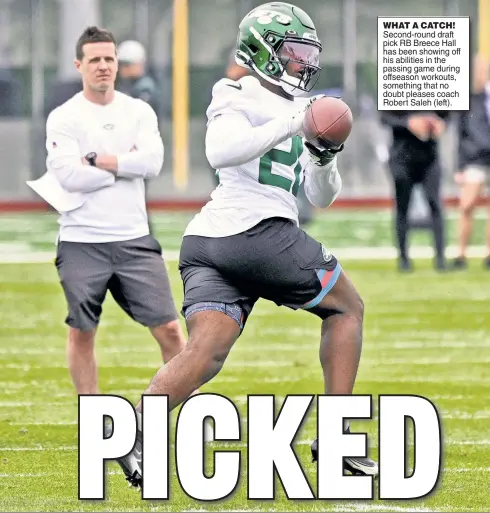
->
xmin=0 ymin=208 xmax=488 ymax=252
xmin=0 ymin=211 xmax=489 ymax=511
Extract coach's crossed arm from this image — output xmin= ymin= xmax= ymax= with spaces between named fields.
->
xmin=46 ymin=113 xmax=116 ymax=194
xmin=96 ymin=102 xmax=164 ymax=180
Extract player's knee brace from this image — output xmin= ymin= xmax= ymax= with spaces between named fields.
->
xmin=184 ymin=302 xmax=245 ymax=330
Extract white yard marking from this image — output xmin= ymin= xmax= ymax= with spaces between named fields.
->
xmin=7 ymin=420 xmax=78 ymax=426
xmin=0 ymin=446 xmax=77 ymax=451
xmin=0 ymin=245 xmax=489 ymax=263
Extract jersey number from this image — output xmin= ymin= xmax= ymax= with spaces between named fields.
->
xmin=258 ymin=136 xmax=303 ymax=197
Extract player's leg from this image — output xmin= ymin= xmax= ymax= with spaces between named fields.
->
xmin=420 ymin=159 xmax=446 ymax=270
xmin=55 ymin=242 xmax=112 ymax=394
xmin=113 ymin=305 xmax=243 ymax=488
xmin=109 ymin=235 xmax=187 ymax=362
xmin=134 ymin=230 xmax=257 ymax=410
xmin=112 ymin=234 xmax=256 ymax=488
xmin=140 ymin=307 xmax=242 ymax=410
xmin=257 ymin=224 xmax=364 ymax=397
xmin=307 ymin=270 xmax=378 ymax=476
xmin=306 ymin=272 xmax=377 ymax=475
xmin=307 ymin=270 xmax=363 ymax=396
xmin=247 ymin=220 xmax=377 ymax=476
xmin=110 ymin=235 xmax=217 ymax=441
xmin=453 ymin=167 xmax=485 ymax=268
xmin=391 ymin=165 xmax=415 ymax=270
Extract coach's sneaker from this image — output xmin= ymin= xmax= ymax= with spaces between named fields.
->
xmin=452 ymin=256 xmax=467 ymax=270
xmin=311 ymin=432 xmax=379 ymax=477
xmin=105 ymin=413 xmax=143 ymax=489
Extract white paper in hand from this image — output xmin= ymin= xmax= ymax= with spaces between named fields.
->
xmin=26 ymin=172 xmax=86 ymax=213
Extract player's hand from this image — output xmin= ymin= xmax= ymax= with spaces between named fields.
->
xmin=290 ymin=96 xmax=327 ymax=137
xmin=407 ymin=115 xmax=431 ymax=141
xmin=290 ymin=109 xmax=307 ymax=137
xmin=429 ymin=117 xmax=446 ymax=138
xmin=454 ymin=171 xmax=465 ymax=185
xmin=305 ymin=94 xmax=326 ymax=109
xmin=305 ymin=140 xmax=343 ymax=166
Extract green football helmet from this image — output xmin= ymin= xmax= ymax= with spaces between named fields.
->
xmin=235 ymin=2 xmax=322 ymax=96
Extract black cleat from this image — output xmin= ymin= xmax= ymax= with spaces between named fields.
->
xmin=105 ymin=421 xmax=143 ymax=489
xmin=311 ymin=436 xmax=379 ymax=477
xmin=343 ymin=454 xmax=379 ymax=476
xmin=452 ymin=256 xmax=467 ymax=270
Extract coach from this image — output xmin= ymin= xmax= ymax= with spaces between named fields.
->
xmin=46 ymin=26 xmax=187 ymax=395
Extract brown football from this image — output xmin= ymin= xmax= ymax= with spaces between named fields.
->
xmin=303 ymin=96 xmax=353 ymax=147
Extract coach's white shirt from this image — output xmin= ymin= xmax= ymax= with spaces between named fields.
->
xmin=45 ymin=91 xmax=163 ymax=243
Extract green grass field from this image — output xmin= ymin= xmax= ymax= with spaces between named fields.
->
xmin=0 ymin=210 xmax=489 ymax=512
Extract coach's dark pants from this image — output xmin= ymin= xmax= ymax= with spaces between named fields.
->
xmin=388 ymin=153 xmax=445 ymax=263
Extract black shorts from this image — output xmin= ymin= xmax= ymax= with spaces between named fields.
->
xmin=55 ymin=235 xmax=178 ymax=331
xmin=179 ymin=218 xmax=341 ymax=329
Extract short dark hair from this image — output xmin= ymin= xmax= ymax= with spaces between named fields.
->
xmin=76 ymin=26 xmax=116 ymax=60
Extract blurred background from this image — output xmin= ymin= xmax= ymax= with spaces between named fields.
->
xmin=0 ymin=0 xmax=483 ymax=208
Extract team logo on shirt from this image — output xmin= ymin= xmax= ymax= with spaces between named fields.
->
xmin=103 ymin=124 xmax=115 ymax=130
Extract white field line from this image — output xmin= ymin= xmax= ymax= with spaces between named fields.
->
xmin=1 ymin=340 xmax=489 ymax=356
xmin=1 ymin=439 xmax=490 ymax=453
xmin=4 ymin=370 xmax=490 ymax=386
xmin=4 ymin=403 xmax=490 ymax=421
xmin=0 ymin=245 xmax=489 ymax=263
xmin=6 ymin=420 xmax=78 ymax=425
xmin=0 ymin=208 xmax=485 ymax=223
xmin=181 ymin=508 xmax=438 ymax=513
xmin=5 ymin=406 xmax=489 ymax=425
xmin=0 ymin=470 xmax=124 ymax=478
xmin=2 ymin=368 xmax=490 ymax=387
xmin=0 ymin=446 xmax=78 ymax=451
xmin=313 ymin=507 xmax=436 ymax=513
xmin=3 ymin=353 xmax=490 ymax=370
xmin=215 ymin=371 xmax=490 ymax=386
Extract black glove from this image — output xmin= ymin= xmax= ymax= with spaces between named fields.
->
xmin=304 ymin=140 xmax=344 ymax=167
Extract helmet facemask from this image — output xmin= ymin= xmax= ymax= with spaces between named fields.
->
xmin=276 ymin=40 xmax=321 ymax=96
xmin=242 ymin=26 xmax=321 ymax=97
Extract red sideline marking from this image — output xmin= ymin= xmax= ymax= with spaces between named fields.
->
xmin=0 ymin=196 xmax=487 ymax=213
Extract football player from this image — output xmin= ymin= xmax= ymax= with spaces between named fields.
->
xmin=115 ymin=2 xmax=378 ymax=488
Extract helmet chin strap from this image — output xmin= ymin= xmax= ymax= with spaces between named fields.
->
xmin=235 ymin=50 xmax=252 ymax=69
xmin=279 ymin=71 xmax=305 ymax=96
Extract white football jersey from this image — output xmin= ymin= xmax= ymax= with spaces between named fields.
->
xmin=184 ymin=76 xmax=312 ymax=238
